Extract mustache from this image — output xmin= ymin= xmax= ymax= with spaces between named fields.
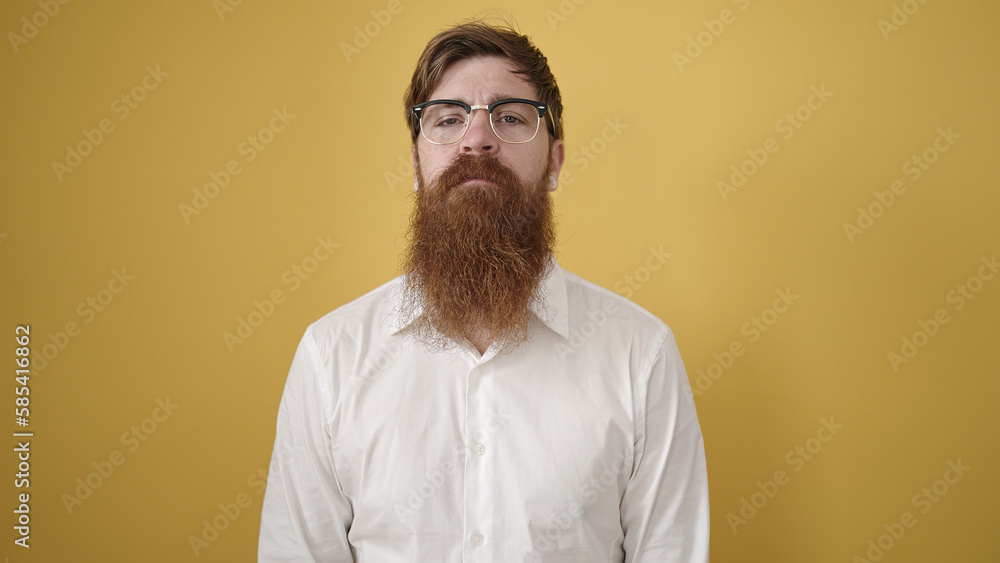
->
xmin=434 ymin=154 xmax=521 ymax=191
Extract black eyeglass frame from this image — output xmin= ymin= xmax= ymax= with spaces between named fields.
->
xmin=411 ymin=98 xmax=551 ymax=144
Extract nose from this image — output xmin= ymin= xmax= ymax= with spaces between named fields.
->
xmin=459 ymin=108 xmax=497 ymax=155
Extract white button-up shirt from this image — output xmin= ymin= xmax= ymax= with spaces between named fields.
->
xmin=259 ymin=259 xmax=710 ymax=562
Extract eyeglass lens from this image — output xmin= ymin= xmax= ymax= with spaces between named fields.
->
xmin=421 ymin=102 xmax=539 ymax=144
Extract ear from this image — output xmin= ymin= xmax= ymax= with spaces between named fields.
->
xmin=547 ymin=139 xmax=565 ymax=191
xmin=411 ymin=145 xmax=419 ymax=190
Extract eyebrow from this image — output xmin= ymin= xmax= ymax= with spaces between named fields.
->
xmin=438 ymin=93 xmax=522 ymax=105
xmin=488 ymin=93 xmax=518 ymax=104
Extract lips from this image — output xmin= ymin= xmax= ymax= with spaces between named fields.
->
xmin=435 ymin=155 xmax=519 ymax=193
xmin=458 ymin=177 xmax=496 ymax=186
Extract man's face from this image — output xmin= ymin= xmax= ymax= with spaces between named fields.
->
xmin=412 ymin=55 xmax=564 ymax=190
xmin=400 ymin=55 xmax=566 ymax=353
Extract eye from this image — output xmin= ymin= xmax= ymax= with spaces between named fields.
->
xmin=423 ymin=104 xmax=468 ymax=128
xmin=492 ymin=102 xmax=536 ymax=127
xmin=436 ymin=116 xmax=464 ymax=127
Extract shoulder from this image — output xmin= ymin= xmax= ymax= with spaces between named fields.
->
xmin=300 ymin=274 xmax=406 ymax=354
xmin=559 ymin=266 xmax=671 ymax=333
xmin=557 ymin=266 xmax=675 ymax=359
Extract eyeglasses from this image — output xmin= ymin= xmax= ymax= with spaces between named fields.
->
xmin=412 ymin=98 xmax=549 ymax=145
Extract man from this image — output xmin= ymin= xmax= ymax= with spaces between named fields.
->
xmin=259 ymin=20 xmax=709 ymax=562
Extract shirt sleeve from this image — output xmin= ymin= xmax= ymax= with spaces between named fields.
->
xmin=258 ymin=327 xmax=355 ymax=562
xmin=620 ymin=329 xmax=710 ymax=562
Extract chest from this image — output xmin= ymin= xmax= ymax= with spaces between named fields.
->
xmin=327 ymin=338 xmax=637 ymax=543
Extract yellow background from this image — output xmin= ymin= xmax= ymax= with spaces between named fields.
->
xmin=2 ymin=0 xmax=998 ymax=561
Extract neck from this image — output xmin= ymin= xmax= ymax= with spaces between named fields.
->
xmin=465 ymin=325 xmax=491 ymax=355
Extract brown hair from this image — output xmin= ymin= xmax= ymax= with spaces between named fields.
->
xmin=403 ymin=20 xmax=564 ymax=144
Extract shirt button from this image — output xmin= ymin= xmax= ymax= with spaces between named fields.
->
xmin=471 ymin=531 xmax=485 ymax=546
xmin=474 ymin=443 xmax=486 ymax=456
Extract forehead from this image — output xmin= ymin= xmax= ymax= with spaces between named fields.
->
xmin=427 ymin=55 xmax=538 ymax=103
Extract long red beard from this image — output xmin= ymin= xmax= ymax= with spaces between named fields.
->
xmin=400 ymin=154 xmax=556 ymax=353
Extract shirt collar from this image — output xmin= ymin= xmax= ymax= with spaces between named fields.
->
xmin=388 ymin=255 xmax=569 ymax=340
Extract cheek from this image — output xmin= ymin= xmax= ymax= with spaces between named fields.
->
xmin=424 ymin=165 xmax=451 ymax=188
xmin=415 ymin=150 xmax=447 ymax=185
xmin=517 ymin=150 xmax=550 ymax=185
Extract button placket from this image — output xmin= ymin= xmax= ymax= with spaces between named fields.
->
xmin=463 ymin=361 xmax=494 ymax=560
